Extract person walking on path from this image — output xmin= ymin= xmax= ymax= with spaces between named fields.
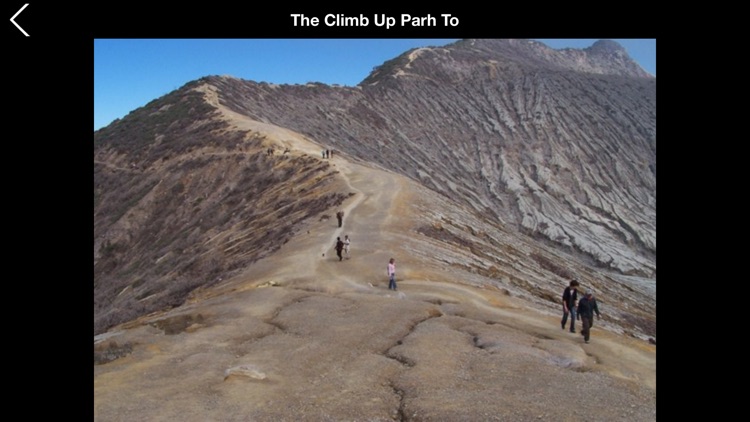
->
xmin=344 ymin=235 xmax=350 ymax=258
xmin=334 ymin=237 xmax=345 ymax=261
xmin=561 ymin=280 xmax=580 ymax=333
xmin=387 ymin=258 xmax=397 ymax=290
xmin=577 ymin=289 xmax=601 ymax=343
xmin=336 ymin=210 xmax=345 ymax=227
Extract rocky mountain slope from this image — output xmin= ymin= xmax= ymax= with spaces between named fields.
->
xmin=95 ymin=118 xmax=655 ymax=420
xmin=94 ymin=38 xmax=655 ymax=338
xmin=94 ymin=86 xmax=352 ymax=334
xmin=94 ymin=39 xmax=656 ymax=420
xmin=208 ymin=38 xmax=656 ymax=278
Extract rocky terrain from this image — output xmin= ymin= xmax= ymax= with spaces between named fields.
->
xmin=94 ymin=39 xmax=656 ymax=420
xmin=94 ymin=87 xmax=353 ymax=333
xmin=208 ymin=39 xmax=656 ymax=278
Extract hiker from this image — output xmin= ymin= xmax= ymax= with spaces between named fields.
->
xmin=322 ymin=150 xmax=326 ymax=159
xmin=330 ymin=149 xmax=334 ymax=158
xmin=561 ymin=279 xmax=580 ymax=333
xmin=334 ymin=237 xmax=345 ymax=261
xmin=326 ymin=149 xmax=330 ymax=159
xmin=336 ymin=210 xmax=344 ymax=227
xmin=577 ymin=289 xmax=601 ymax=344
xmin=344 ymin=235 xmax=350 ymax=257
xmin=387 ymin=258 xmax=397 ymax=290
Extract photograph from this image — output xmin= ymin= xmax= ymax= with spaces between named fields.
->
xmin=94 ymin=37 xmax=656 ymax=420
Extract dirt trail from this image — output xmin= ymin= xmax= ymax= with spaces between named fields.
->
xmin=94 ymin=91 xmax=656 ymax=421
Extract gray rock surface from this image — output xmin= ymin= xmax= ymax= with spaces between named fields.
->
xmin=208 ymin=38 xmax=655 ymax=277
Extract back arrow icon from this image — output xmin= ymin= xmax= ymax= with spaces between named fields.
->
xmin=11 ymin=4 xmax=29 ymax=37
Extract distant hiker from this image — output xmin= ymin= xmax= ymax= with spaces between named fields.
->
xmin=330 ymin=149 xmax=334 ymax=158
xmin=326 ymin=149 xmax=330 ymax=159
xmin=267 ymin=147 xmax=274 ymax=156
xmin=561 ymin=280 xmax=580 ymax=333
xmin=334 ymin=237 xmax=345 ymax=261
xmin=322 ymin=150 xmax=326 ymax=159
xmin=336 ymin=210 xmax=345 ymax=227
xmin=577 ymin=289 xmax=601 ymax=344
xmin=387 ymin=258 xmax=397 ymax=290
xmin=344 ymin=235 xmax=350 ymax=257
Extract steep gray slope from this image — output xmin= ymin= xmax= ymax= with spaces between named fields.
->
xmin=208 ymin=38 xmax=656 ymax=277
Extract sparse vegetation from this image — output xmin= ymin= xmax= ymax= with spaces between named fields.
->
xmin=530 ymin=252 xmax=576 ymax=279
xmin=416 ymin=223 xmax=473 ymax=250
xmin=620 ymin=311 xmax=656 ymax=337
xmin=94 ymin=340 xmax=134 ymax=365
xmin=151 ymin=314 xmax=205 ymax=335
xmin=95 ymin=99 xmax=353 ymax=335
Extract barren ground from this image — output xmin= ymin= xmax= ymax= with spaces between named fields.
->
xmin=94 ymin=95 xmax=655 ymax=421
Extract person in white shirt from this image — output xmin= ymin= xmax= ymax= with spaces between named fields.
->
xmin=388 ymin=258 xmax=397 ymax=290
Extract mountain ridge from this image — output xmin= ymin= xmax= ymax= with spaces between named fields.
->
xmin=94 ymin=39 xmax=655 ymax=336
xmin=94 ymin=102 xmax=656 ymax=420
xmin=362 ymin=39 xmax=653 ymax=86
xmin=94 ymin=40 xmax=657 ymax=418
xmin=202 ymin=38 xmax=655 ymax=278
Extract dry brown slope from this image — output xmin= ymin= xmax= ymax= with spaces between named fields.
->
xmin=93 ymin=82 xmax=355 ymax=335
xmin=94 ymin=95 xmax=655 ymax=422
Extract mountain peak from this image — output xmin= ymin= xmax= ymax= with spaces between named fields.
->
xmin=361 ymin=39 xmax=651 ymax=86
xmin=588 ymin=39 xmax=627 ymax=55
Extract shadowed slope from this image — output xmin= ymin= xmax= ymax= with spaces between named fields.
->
xmin=94 ymin=82 xmax=353 ymax=334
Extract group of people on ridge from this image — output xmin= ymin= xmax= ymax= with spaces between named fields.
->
xmin=329 ymin=208 xmax=397 ymax=290
xmin=561 ymin=279 xmax=601 ymax=343
xmin=319 ymin=137 xmax=602 ymax=339
xmin=332 ymin=209 xmax=349 ymax=262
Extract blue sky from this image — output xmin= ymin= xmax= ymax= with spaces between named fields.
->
xmin=94 ymin=39 xmax=656 ymax=131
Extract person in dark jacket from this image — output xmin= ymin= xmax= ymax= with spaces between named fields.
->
xmin=334 ymin=237 xmax=345 ymax=261
xmin=577 ymin=289 xmax=601 ymax=343
xmin=561 ymin=280 xmax=580 ymax=333
xmin=336 ymin=210 xmax=344 ymax=227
